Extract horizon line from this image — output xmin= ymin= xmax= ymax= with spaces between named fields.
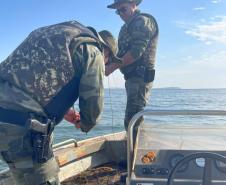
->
xmin=104 ymin=87 xmax=226 ymax=90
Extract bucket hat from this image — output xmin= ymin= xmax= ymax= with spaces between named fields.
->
xmin=98 ymin=30 xmax=121 ymax=63
xmin=107 ymin=0 xmax=142 ymax=9
xmin=87 ymin=27 xmax=121 ymax=64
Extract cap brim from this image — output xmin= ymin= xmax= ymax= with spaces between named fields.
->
xmin=107 ymin=3 xmax=120 ymax=9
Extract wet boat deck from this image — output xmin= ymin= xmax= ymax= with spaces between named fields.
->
xmin=61 ymin=162 xmax=127 ymax=185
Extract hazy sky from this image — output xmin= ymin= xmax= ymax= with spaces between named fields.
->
xmin=0 ymin=0 xmax=226 ymax=88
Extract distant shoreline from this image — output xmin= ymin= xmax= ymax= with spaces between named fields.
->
xmin=105 ymin=87 xmax=226 ymax=90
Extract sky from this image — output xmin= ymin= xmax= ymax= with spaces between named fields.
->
xmin=0 ymin=0 xmax=226 ymax=89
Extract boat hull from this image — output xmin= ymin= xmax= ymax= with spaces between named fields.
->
xmin=0 ymin=132 xmax=127 ymax=185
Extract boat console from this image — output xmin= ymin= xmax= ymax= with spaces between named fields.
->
xmin=127 ymin=110 xmax=226 ymax=185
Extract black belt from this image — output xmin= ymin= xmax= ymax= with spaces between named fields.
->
xmin=0 ymin=106 xmax=30 ymax=126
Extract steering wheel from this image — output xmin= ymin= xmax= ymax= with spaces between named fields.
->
xmin=167 ymin=152 xmax=226 ymax=185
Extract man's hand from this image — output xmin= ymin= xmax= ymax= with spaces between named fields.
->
xmin=105 ymin=52 xmax=135 ymax=76
xmin=64 ymin=108 xmax=81 ymax=128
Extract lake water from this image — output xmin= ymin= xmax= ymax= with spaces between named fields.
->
xmin=1 ymin=88 xmax=226 ymax=170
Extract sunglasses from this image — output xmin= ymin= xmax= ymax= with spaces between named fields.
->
xmin=115 ymin=7 xmax=128 ymax=15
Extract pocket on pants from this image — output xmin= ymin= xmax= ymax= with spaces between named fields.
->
xmin=125 ymin=78 xmax=140 ymax=102
xmin=126 ymin=78 xmax=152 ymax=107
xmin=0 ymin=123 xmax=32 ymax=161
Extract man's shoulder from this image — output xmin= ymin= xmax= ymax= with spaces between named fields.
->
xmin=126 ymin=13 xmax=150 ymax=31
xmin=29 ymin=20 xmax=87 ymax=37
xmin=131 ymin=12 xmax=158 ymax=32
xmin=120 ymin=12 xmax=158 ymax=32
xmin=133 ymin=12 xmax=157 ymax=24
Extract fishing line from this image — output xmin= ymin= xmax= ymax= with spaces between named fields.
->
xmin=107 ymin=76 xmax=114 ymax=133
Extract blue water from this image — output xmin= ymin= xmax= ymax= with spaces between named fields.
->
xmin=1 ymin=88 xmax=226 ymax=170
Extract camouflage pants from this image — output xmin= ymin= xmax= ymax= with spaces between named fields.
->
xmin=0 ymin=122 xmax=60 ymax=185
xmin=124 ymin=77 xmax=153 ymax=140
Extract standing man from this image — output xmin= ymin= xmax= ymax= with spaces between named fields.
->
xmin=106 ymin=0 xmax=159 ymax=137
xmin=0 ymin=21 xmax=120 ymax=185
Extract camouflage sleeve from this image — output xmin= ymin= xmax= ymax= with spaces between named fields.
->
xmin=129 ymin=15 xmax=158 ymax=60
xmin=77 ymin=44 xmax=104 ymax=133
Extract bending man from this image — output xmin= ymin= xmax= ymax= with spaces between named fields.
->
xmin=0 ymin=20 xmax=120 ymax=185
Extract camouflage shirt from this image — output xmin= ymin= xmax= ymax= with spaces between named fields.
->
xmin=0 ymin=21 xmax=104 ymax=130
xmin=117 ymin=10 xmax=159 ymax=75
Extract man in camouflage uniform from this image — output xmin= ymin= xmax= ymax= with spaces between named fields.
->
xmin=0 ymin=21 xmax=120 ymax=185
xmin=106 ymin=0 xmax=159 ymax=137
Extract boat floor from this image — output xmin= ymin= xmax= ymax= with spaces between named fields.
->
xmin=61 ymin=162 xmax=127 ymax=185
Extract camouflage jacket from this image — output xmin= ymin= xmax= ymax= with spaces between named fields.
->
xmin=0 ymin=21 xmax=105 ymax=131
xmin=117 ymin=10 xmax=159 ymax=76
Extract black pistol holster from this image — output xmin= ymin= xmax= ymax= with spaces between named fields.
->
xmin=144 ymin=68 xmax=155 ymax=83
xmin=27 ymin=117 xmax=55 ymax=163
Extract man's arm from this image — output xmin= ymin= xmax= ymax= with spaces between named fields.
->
xmin=78 ymin=44 xmax=105 ymax=133
xmin=105 ymin=52 xmax=134 ymax=76
xmin=105 ymin=15 xmax=155 ymax=76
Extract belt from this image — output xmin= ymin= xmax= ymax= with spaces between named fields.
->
xmin=0 ymin=106 xmax=30 ymax=126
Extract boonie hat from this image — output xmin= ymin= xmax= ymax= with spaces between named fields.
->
xmin=107 ymin=0 xmax=142 ymax=9
xmin=98 ymin=30 xmax=122 ymax=64
xmin=87 ymin=27 xmax=121 ymax=64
